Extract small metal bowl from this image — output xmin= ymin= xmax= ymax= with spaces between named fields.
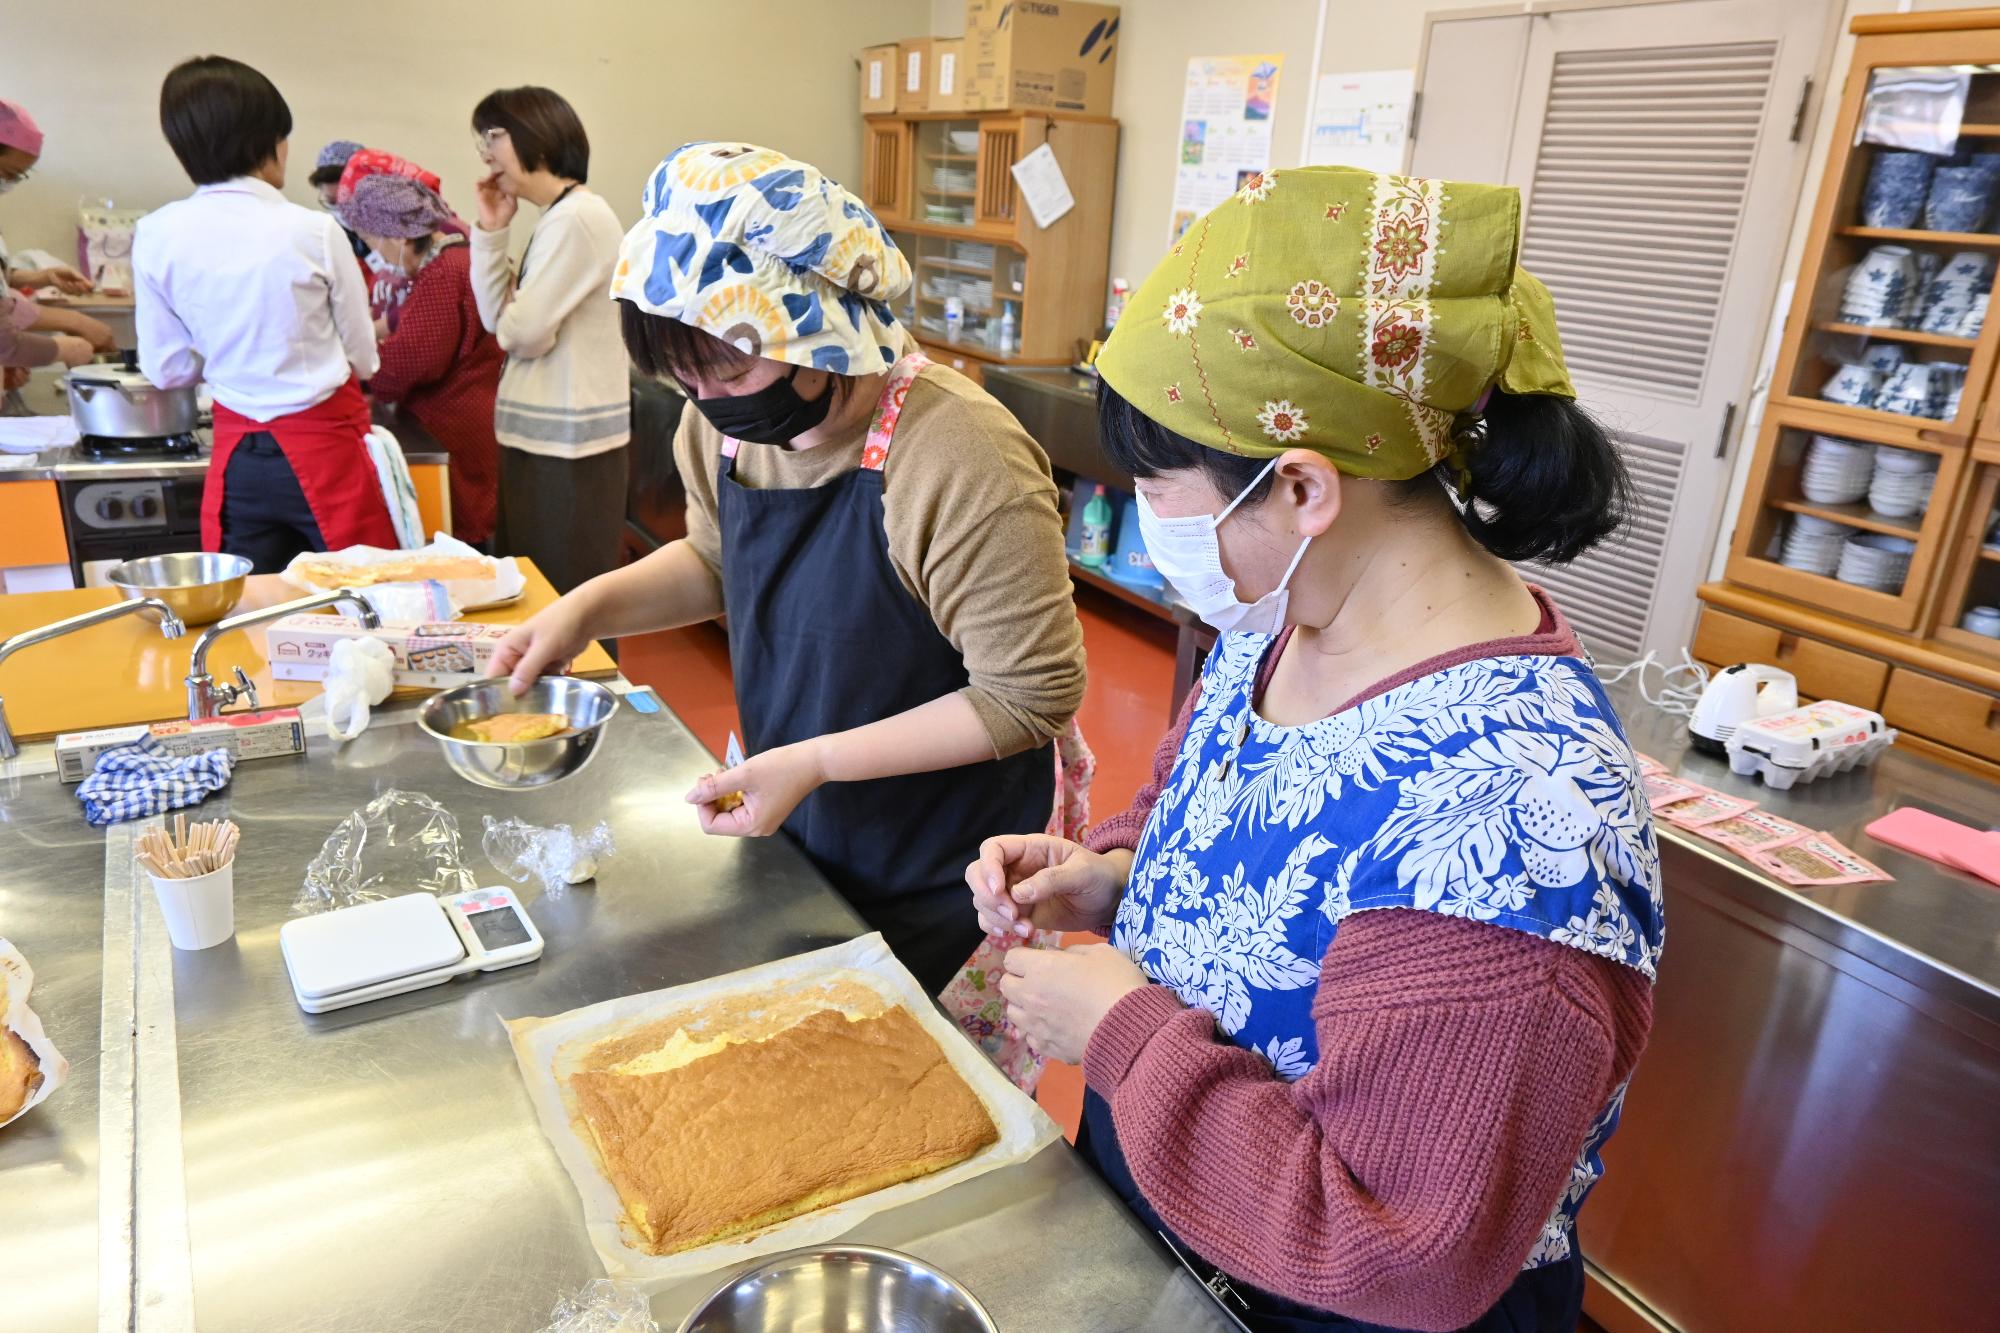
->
xmin=676 ymin=1245 xmax=998 ymax=1333
xmin=106 ymin=552 xmax=251 ymax=626
xmin=417 ymin=675 xmax=619 ymax=790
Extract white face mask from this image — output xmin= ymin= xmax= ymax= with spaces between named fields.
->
xmin=1135 ymin=457 xmax=1312 ymax=635
xmin=0 ymin=173 xmax=23 ymax=196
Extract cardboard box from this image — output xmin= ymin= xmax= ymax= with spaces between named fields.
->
xmin=861 ymin=42 xmax=900 ymax=114
xmin=265 ymin=615 xmax=515 ymax=689
xmin=56 ymin=709 xmax=307 ymax=783
xmin=898 ymin=38 xmax=935 ymax=113
xmin=930 ymin=38 xmax=968 ymax=112
xmin=964 ymin=1 xmax=1120 ymax=116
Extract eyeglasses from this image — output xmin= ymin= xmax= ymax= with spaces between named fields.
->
xmin=472 ymin=127 xmax=508 ymax=162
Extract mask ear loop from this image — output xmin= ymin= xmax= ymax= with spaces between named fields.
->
xmin=1213 ymin=456 xmax=1283 ymax=528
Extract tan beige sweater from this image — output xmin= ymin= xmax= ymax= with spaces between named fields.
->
xmin=673 ymin=364 xmax=1086 ymax=758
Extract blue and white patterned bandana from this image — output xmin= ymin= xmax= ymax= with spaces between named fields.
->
xmin=610 ymin=142 xmax=912 ymax=375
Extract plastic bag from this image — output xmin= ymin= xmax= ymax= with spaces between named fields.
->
xmin=298 ymin=790 xmax=476 ymax=913
xmin=534 ymin=1279 xmax=656 ymax=1333
xmin=483 ymin=815 xmax=614 ymax=899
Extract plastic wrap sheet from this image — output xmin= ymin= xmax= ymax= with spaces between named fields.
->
xmin=505 ymin=933 xmax=1062 ymax=1289
xmin=297 ymin=789 xmax=476 ymax=913
xmin=1 ymin=940 xmax=68 ymax=1130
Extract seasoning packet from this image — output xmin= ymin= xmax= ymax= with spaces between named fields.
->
xmin=1750 ymin=834 xmax=1892 ymax=886
xmin=1696 ymin=809 xmax=1814 ymax=854
xmin=1643 ymin=773 xmax=1711 ymax=810
xmin=1662 ymin=790 xmax=1760 ymax=830
xmin=1633 ymin=752 xmax=1669 ymax=777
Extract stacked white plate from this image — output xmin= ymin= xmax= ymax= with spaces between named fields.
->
xmin=1781 ymin=513 xmax=1848 ymax=575
xmin=1868 ymin=446 xmax=1939 ymax=518
xmin=1799 ymin=435 xmax=1875 ymax=504
xmin=1837 ymin=532 xmax=1916 ymax=591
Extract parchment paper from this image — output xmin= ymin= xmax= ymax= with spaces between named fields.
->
xmin=280 ymin=533 xmax=527 ymax=612
xmin=504 ymin=933 xmax=1062 ymax=1287
xmin=1 ymin=939 xmax=69 ymax=1130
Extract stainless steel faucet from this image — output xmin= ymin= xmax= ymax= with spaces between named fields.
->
xmin=0 ymin=598 xmax=187 ymax=759
xmin=185 ymin=590 xmax=381 ymax=720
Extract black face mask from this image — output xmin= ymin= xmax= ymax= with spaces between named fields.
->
xmin=690 ymin=365 xmax=834 ymax=445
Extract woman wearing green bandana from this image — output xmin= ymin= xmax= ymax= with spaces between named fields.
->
xmin=967 ymin=168 xmax=1662 ymax=1332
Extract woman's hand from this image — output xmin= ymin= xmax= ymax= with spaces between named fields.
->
xmin=52 ymin=333 xmax=94 ymax=368
xmin=967 ymin=834 xmax=1125 ymax=938
xmin=474 ymin=171 xmax=517 ymax=233
xmin=373 ymin=315 xmax=390 ymax=342
xmin=489 ymin=592 xmax=595 ymax=694
xmin=3 ymin=366 xmax=28 ymax=392
xmin=19 ymin=265 xmax=93 ymax=295
xmin=999 ymin=943 xmax=1149 ymax=1065
xmin=685 ymin=740 xmax=826 ymax=838
xmin=78 ymin=316 xmax=117 ymax=353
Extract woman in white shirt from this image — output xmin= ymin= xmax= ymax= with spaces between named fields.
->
xmin=468 ymin=87 xmax=630 ymax=595
xmin=134 ymin=57 xmax=395 ymax=571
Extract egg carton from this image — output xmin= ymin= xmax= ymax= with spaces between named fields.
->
xmin=1725 ymin=699 xmax=1897 ymax=790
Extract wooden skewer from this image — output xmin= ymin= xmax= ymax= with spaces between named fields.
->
xmin=135 ymin=818 xmax=240 ymax=879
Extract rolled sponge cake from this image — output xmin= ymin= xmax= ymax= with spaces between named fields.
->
xmin=569 ymin=1005 xmax=998 ymax=1255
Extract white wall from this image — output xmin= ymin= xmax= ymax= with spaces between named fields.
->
xmin=0 ymin=0 xmax=928 ymax=257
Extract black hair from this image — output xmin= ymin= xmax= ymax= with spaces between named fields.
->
xmin=620 ymin=301 xmax=751 ymax=384
xmin=159 ymin=56 xmax=292 ymax=186
xmin=307 ymin=162 xmax=344 ymax=188
xmin=1095 ymin=377 xmax=1629 ymax=566
xmin=473 ymin=86 xmax=589 ymax=182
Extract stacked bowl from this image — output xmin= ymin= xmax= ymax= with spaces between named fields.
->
xmin=1839 ymin=245 xmax=1917 ymax=327
xmin=1916 ymin=251 xmax=1995 ymax=336
xmin=1867 ymin=447 xmax=1938 ymax=518
xmin=1799 ymin=435 xmax=1876 ymax=505
xmin=1836 ymin=532 xmax=1916 ymax=592
xmin=1780 ymin=513 xmax=1849 ymax=576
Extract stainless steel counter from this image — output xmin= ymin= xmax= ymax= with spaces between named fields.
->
xmin=1582 ymin=679 xmax=2000 ymax=1331
xmin=1 ymin=693 xmax=1237 ymax=1332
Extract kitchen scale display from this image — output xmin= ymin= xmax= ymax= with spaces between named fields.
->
xmin=279 ymin=888 xmax=544 ymax=1013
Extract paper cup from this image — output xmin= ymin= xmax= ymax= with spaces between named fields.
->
xmin=147 ymin=861 xmax=235 ymax=950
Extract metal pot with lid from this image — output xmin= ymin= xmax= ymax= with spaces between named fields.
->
xmin=67 ymin=352 xmax=201 ymax=438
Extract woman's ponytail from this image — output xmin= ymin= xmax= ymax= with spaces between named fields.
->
xmin=1442 ymin=392 xmax=1632 ymax=565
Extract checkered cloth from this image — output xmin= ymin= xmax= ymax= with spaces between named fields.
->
xmin=76 ymin=737 xmax=234 ymax=828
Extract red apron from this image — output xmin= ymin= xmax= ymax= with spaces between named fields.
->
xmin=201 ymin=377 xmax=398 ymax=553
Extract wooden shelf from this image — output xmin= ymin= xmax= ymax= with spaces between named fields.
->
xmin=1958 ymin=122 xmax=2000 ymax=136
xmin=1981 ymin=545 xmax=2000 ymax=565
xmin=1768 ymin=496 xmax=1923 ymax=538
xmin=883 ymin=215 xmax=1023 ymax=246
xmin=917 ymin=257 xmax=999 ymax=277
xmin=1069 ymin=556 xmax=1184 ymax=623
xmin=1837 ymin=226 xmax=2000 ymax=248
xmin=1815 ymin=322 xmax=1978 ymax=349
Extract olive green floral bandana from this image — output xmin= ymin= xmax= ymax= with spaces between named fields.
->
xmin=1096 ymin=166 xmax=1575 ymax=482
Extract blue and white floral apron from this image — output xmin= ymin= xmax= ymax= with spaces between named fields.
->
xmin=1083 ymin=630 xmax=1663 ymax=1331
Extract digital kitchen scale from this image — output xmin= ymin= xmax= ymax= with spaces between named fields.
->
xmin=279 ymin=888 xmax=544 ymax=1013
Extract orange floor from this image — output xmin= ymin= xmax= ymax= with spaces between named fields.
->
xmin=618 ymin=587 xmax=1181 ymax=1138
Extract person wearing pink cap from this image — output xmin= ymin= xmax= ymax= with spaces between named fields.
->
xmin=0 ymin=99 xmax=95 ymax=296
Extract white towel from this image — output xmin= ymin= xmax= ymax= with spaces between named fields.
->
xmin=0 ymin=416 xmax=79 ymax=454
xmin=363 ymin=425 xmax=424 ymax=549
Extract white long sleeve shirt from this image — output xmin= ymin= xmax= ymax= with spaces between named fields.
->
xmin=134 ymin=177 xmax=377 ymax=423
xmin=470 ymin=188 xmax=629 ymax=458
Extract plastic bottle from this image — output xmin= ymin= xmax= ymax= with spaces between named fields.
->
xmin=996 ymin=302 xmax=1017 ymax=355
xmin=944 ymin=296 xmax=965 ymax=345
xmin=1104 ymin=279 xmax=1129 ymax=329
xmin=1079 ymin=484 xmax=1113 ymax=568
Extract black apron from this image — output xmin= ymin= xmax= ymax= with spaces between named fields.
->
xmin=715 ymin=365 xmax=1053 ymax=996
xmin=1079 ymin=1090 xmax=1586 ymax=1333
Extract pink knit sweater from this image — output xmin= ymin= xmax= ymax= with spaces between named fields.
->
xmin=1081 ymin=601 xmax=1654 ymax=1330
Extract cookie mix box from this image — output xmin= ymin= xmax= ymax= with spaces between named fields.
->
xmin=265 ymin=615 xmax=513 ymax=688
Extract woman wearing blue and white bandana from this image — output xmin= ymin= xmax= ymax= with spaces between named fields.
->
xmin=494 ymin=144 xmax=1086 ymax=992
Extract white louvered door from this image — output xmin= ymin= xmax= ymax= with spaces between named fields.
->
xmin=1415 ymin=0 xmax=1834 ymax=661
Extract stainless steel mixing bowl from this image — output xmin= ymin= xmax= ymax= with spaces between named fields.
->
xmin=417 ymin=675 xmax=619 ymax=790
xmin=106 ymin=552 xmax=252 ymax=626
xmin=675 ymin=1245 xmax=999 ymax=1333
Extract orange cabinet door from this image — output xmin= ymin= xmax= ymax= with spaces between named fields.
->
xmin=0 ymin=481 xmax=70 ymax=569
